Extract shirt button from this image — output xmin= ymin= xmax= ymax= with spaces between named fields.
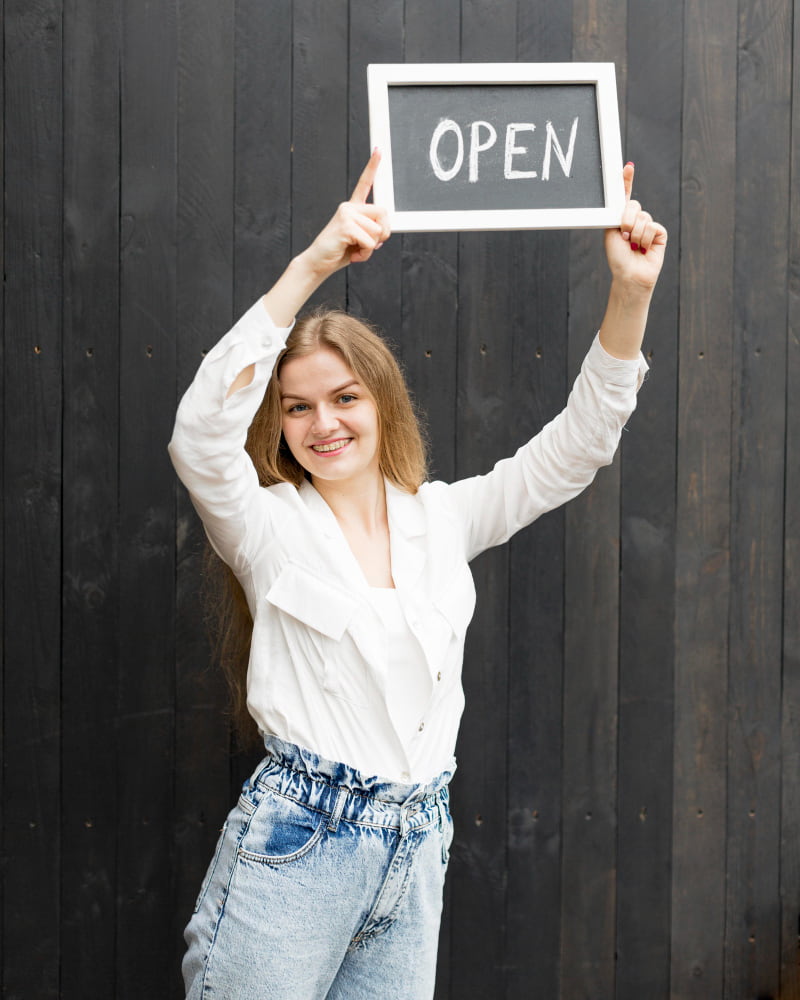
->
xmin=401 ymin=771 xmax=410 ymax=781
xmin=418 ymin=722 xmax=425 ymax=732
xmin=437 ymin=671 xmax=442 ymax=682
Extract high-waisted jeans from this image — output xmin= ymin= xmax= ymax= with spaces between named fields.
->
xmin=183 ymin=735 xmax=455 ymax=999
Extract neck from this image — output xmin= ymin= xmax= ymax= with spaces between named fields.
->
xmin=311 ymin=471 xmax=387 ymax=532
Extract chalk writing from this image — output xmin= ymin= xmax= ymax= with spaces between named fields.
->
xmin=429 ymin=117 xmax=580 ymax=183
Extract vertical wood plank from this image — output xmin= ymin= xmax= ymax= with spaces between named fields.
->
xmin=505 ymin=9 xmax=573 ymax=1000
xmin=60 ymin=1 xmax=121 ymax=995
xmin=0 ymin=0 xmax=5 ymax=975
xmin=724 ymin=1 xmax=791 ymax=996
xmin=234 ymin=0 xmax=292 ymax=313
xmin=614 ymin=3 xmax=682 ymax=997
xmin=117 ymin=1 xmax=177 ymax=993
xmin=2 ymin=2 xmax=63 ymax=996
xmin=292 ymin=0 xmax=349 ymax=308
xmin=449 ymin=3 xmax=517 ymax=997
xmin=346 ymin=0 xmax=403 ymax=334
xmin=781 ymin=4 xmax=800 ymax=994
xmin=671 ymin=0 xmax=737 ymax=996
xmin=172 ymin=0 xmax=236 ymax=991
xmin=561 ymin=4 xmax=626 ymax=998
xmin=400 ymin=1 xmax=461 ymax=491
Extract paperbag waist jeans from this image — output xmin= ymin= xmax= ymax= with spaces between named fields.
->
xmin=183 ymin=735 xmax=455 ymax=1000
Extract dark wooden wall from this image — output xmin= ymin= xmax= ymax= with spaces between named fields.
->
xmin=3 ymin=1 xmax=798 ymax=997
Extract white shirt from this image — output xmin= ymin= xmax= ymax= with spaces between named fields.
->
xmin=367 ymin=587 xmax=430 ymax=748
xmin=168 ymin=299 xmax=647 ymax=783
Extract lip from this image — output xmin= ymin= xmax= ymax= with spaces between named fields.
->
xmin=309 ymin=437 xmax=352 ymax=456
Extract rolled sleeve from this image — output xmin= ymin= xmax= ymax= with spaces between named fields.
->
xmin=168 ymin=299 xmax=293 ymax=569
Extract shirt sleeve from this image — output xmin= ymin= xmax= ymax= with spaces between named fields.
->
xmin=167 ymin=298 xmax=293 ymax=572
xmin=444 ymin=334 xmax=649 ymax=562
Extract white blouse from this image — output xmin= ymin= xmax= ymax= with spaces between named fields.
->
xmin=168 ymin=299 xmax=647 ymax=783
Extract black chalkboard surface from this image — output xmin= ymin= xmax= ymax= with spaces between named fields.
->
xmin=368 ymin=63 xmax=624 ymax=231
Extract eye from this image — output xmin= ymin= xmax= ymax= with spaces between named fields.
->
xmin=337 ymin=393 xmax=357 ymax=404
xmin=285 ymin=402 xmax=309 ymax=414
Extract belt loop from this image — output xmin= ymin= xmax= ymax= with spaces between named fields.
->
xmin=436 ymin=792 xmax=449 ymax=864
xmin=327 ymin=787 xmax=347 ymax=833
xmin=399 ymin=804 xmax=410 ymax=840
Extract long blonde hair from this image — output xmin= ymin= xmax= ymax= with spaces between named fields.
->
xmin=206 ymin=308 xmax=428 ymax=746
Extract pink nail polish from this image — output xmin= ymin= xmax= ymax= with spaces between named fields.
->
xmin=631 ymin=243 xmax=639 ymax=251
xmin=640 ymin=246 xmax=647 ymax=254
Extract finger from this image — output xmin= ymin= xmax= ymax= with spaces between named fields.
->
xmin=619 ymin=198 xmax=642 ymax=243
xmin=345 ymin=219 xmax=384 ymax=260
xmin=627 ymin=212 xmax=653 ymax=252
xmin=640 ymin=221 xmax=668 ymax=254
xmin=350 ymin=147 xmax=381 ymax=205
xmin=623 ymin=161 xmax=634 ymax=201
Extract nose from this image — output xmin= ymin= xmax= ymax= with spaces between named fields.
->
xmin=311 ymin=402 xmax=338 ymax=437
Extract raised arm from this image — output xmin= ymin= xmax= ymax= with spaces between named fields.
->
xmin=598 ymin=162 xmax=668 ymax=360
xmin=227 ymin=150 xmax=391 ymax=397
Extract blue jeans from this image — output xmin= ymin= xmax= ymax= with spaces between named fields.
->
xmin=183 ymin=735 xmax=455 ymax=999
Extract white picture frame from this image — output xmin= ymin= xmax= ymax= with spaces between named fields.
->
xmin=367 ymin=62 xmax=625 ymax=232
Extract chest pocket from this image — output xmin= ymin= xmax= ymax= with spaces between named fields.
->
xmin=265 ymin=562 xmax=372 ymax=708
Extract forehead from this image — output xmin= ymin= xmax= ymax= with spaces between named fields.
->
xmin=278 ymin=347 xmax=357 ymax=395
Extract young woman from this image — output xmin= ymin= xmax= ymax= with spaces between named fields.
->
xmin=169 ymin=150 xmax=666 ymax=999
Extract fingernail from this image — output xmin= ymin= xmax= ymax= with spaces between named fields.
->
xmin=626 ymin=161 xmax=634 ymax=167
xmin=631 ymin=242 xmax=639 ymax=251
xmin=640 ymin=246 xmax=647 ymax=254
xmin=622 ymin=231 xmax=631 ymax=241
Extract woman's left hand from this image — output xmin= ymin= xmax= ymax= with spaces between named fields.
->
xmin=604 ymin=163 xmax=668 ymax=292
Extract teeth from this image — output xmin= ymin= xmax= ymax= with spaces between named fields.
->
xmin=312 ymin=440 xmax=348 ymax=453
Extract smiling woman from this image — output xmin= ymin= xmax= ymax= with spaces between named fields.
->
xmin=167 ymin=150 xmax=665 ymax=1000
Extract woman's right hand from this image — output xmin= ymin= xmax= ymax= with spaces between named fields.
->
xmin=301 ymin=149 xmax=391 ymax=278
xmin=260 ymin=150 xmax=391 ymax=331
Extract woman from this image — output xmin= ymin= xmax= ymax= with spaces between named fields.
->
xmin=169 ymin=150 xmax=666 ymax=999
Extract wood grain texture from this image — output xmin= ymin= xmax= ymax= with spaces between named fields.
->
xmin=60 ymin=1 xmax=121 ymax=995
xmin=292 ymin=0 xmax=349 ymax=308
xmin=117 ymin=1 xmax=178 ymax=994
xmin=781 ymin=5 xmax=800 ymax=996
xmin=671 ymin=0 xmax=737 ymax=997
xmin=615 ymin=2 xmax=682 ymax=997
xmin=725 ymin=1 xmax=791 ymax=997
xmin=3 ymin=2 xmax=63 ymax=996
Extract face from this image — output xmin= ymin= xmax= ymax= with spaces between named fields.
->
xmin=279 ymin=347 xmax=381 ymax=487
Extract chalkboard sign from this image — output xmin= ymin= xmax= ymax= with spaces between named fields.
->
xmin=367 ymin=63 xmax=625 ymax=232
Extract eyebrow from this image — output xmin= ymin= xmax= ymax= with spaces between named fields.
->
xmin=280 ymin=380 xmax=360 ymax=402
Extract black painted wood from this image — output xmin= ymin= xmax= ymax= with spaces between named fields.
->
xmin=725 ymin=2 xmax=791 ymax=997
xmin=3 ymin=2 xmax=800 ymax=997
xmin=3 ymin=2 xmax=63 ymax=997
xmin=116 ymin=2 xmax=178 ymax=994
xmin=781 ymin=7 xmax=800 ymax=999
xmin=614 ymin=2 xmax=681 ymax=997
xmin=671 ymin=1 xmax=737 ymax=998
xmin=60 ymin=1 xmax=121 ymax=996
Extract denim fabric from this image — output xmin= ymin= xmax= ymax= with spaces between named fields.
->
xmin=183 ymin=735 xmax=455 ymax=1000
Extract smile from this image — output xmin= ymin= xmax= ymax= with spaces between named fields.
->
xmin=310 ymin=439 xmax=351 ymax=454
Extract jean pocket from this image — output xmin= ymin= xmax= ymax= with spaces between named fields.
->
xmin=194 ymin=820 xmax=229 ymax=914
xmin=237 ymin=788 xmax=326 ymax=866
